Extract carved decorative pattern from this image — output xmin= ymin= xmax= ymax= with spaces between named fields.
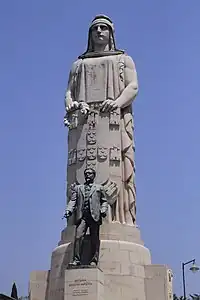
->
xmin=110 ymin=111 xmax=120 ymax=125
xmin=102 ymin=179 xmax=119 ymax=205
xmin=88 ymin=111 xmax=98 ymax=128
xmin=94 ymin=103 xmax=101 ymax=109
xmin=110 ymin=146 xmax=120 ymax=162
xmin=86 ymin=160 xmax=96 ymax=170
xmin=69 ymin=112 xmax=78 ymax=129
xmin=89 ymin=103 xmax=100 ymax=110
xmin=87 ymin=146 xmax=97 ymax=160
xmin=97 ymin=146 xmax=108 ymax=160
xmin=68 ymin=149 xmax=77 ymax=165
xmin=87 ymin=129 xmax=96 ymax=145
xmin=77 ymin=148 xmax=86 ymax=162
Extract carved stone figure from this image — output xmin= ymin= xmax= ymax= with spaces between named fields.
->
xmin=64 ymin=15 xmax=138 ymax=225
xmin=64 ymin=168 xmax=108 ymax=266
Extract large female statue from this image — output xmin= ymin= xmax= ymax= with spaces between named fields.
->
xmin=64 ymin=15 xmax=138 ymax=226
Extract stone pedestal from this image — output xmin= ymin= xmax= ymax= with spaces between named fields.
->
xmin=29 ymin=222 xmax=173 ymax=300
xmin=64 ymin=267 xmax=104 ymax=300
xmin=29 ymin=270 xmax=49 ymax=300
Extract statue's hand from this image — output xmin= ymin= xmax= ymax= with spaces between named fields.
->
xmin=100 ymin=99 xmax=118 ymax=112
xmin=66 ymin=101 xmax=80 ymax=113
xmin=101 ymin=212 xmax=107 ymax=218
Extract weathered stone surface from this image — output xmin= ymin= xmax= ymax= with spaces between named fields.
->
xmin=29 ymin=14 xmax=173 ymax=300
xmin=64 ymin=15 xmax=138 ymax=226
xmin=29 ymin=271 xmax=49 ymax=300
xmin=145 ymin=265 xmax=173 ymax=300
xmin=59 ymin=223 xmax=143 ymax=245
xmin=64 ymin=268 xmax=104 ymax=300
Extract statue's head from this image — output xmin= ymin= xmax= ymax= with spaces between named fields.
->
xmin=88 ymin=15 xmax=115 ymax=52
xmin=84 ymin=168 xmax=96 ymax=183
xmin=79 ymin=15 xmax=124 ymax=58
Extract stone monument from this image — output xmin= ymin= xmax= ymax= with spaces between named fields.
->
xmin=29 ymin=15 xmax=173 ymax=300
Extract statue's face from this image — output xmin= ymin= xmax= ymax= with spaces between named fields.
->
xmin=84 ymin=169 xmax=95 ymax=183
xmin=91 ymin=23 xmax=110 ymax=46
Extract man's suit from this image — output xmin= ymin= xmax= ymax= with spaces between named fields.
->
xmin=66 ymin=183 xmax=108 ymax=264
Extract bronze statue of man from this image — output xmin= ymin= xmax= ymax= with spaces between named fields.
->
xmin=64 ymin=168 xmax=108 ymax=266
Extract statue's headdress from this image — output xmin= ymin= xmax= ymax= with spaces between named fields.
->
xmin=79 ymin=15 xmax=124 ymax=59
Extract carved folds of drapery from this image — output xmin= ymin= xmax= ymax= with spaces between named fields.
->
xmin=66 ymin=54 xmax=137 ymax=225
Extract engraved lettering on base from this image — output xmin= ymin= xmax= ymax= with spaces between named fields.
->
xmin=69 ymin=279 xmax=92 ymax=296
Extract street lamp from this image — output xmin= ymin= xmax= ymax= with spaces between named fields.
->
xmin=182 ymin=259 xmax=199 ymax=299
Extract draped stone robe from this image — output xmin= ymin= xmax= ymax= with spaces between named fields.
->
xmin=66 ymin=53 xmax=137 ymax=225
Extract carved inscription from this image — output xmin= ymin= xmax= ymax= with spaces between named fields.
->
xmin=68 ymin=279 xmax=92 ymax=297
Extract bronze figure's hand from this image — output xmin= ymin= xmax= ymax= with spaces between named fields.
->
xmin=101 ymin=212 xmax=107 ymax=218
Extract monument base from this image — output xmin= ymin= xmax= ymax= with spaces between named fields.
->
xmin=64 ymin=267 xmax=104 ymax=300
xmin=29 ymin=223 xmax=173 ymax=300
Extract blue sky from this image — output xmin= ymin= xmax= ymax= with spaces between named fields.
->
xmin=0 ymin=0 xmax=200 ymax=297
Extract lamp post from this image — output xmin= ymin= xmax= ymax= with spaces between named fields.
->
xmin=182 ymin=259 xmax=199 ymax=299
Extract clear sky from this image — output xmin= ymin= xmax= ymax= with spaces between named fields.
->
xmin=0 ymin=0 xmax=200 ymax=297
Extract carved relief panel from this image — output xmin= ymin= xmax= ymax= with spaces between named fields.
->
xmin=109 ymin=111 xmax=120 ymax=126
xmin=110 ymin=146 xmax=120 ymax=162
xmin=68 ymin=149 xmax=77 ymax=165
xmin=97 ymin=146 xmax=108 ymax=160
xmin=77 ymin=148 xmax=86 ymax=162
